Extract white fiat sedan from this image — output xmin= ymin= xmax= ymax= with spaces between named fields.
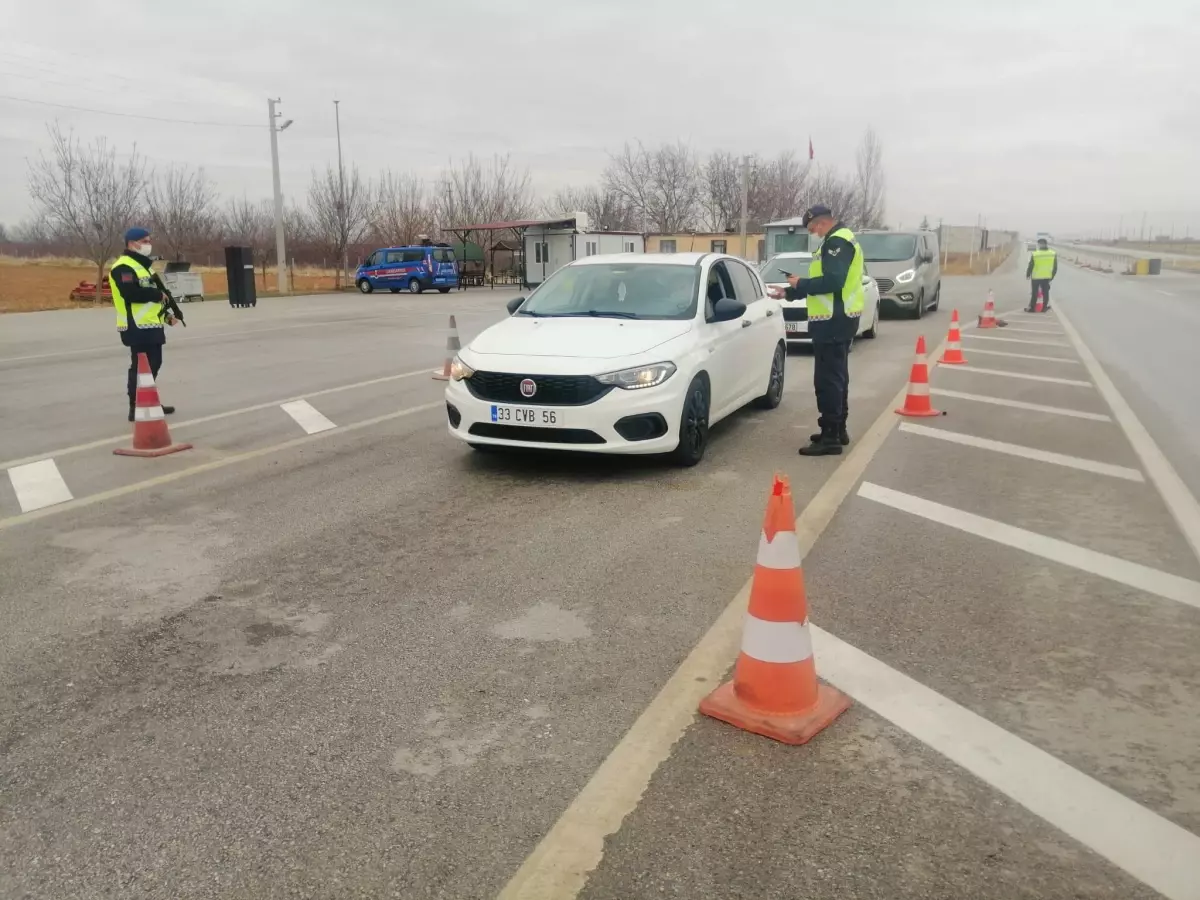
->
xmin=444 ymin=253 xmax=786 ymax=466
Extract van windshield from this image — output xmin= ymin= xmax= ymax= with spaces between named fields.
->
xmin=858 ymin=234 xmax=918 ymax=262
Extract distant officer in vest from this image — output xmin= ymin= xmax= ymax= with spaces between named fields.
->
xmin=109 ymin=227 xmax=178 ymax=421
xmin=1026 ymin=238 xmax=1058 ymax=311
xmin=770 ymin=204 xmax=864 ymax=456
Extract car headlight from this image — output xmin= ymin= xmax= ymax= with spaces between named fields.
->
xmin=895 ymin=268 xmax=916 ymax=284
xmin=596 ymin=362 xmax=677 ymax=390
xmin=449 ymin=356 xmax=474 ymax=381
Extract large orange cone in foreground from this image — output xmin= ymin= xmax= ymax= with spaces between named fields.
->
xmin=699 ymin=475 xmax=852 ymax=745
xmin=939 ymin=310 xmax=968 ymax=365
xmin=114 ymin=353 xmax=193 ymax=458
xmin=896 ymin=336 xmax=941 ymax=417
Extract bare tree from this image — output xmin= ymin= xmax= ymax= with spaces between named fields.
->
xmin=603 ymin=141 xmax=700 ymax=232
xmin=801 ymin=167 xmax=860 ymax=225
xmin=307 ymin=163 xmax=373 ymax=287
xmin=374 ymin=172 xmax=437 ymax=246
xmin=27 ymin=123 xmax=148 ymax=301
xmin=540 ymin=184 xmax=639 ymax=232
xmin=749 ymin=150 xmax=810 ymax=226
xmin=0 ymin=223 xmax=7 ymax=243
xmin=438 ymin=154 xmax=534 ymax=265
xmin=699 ymin=151 xmax=741 ymax=233
xmin=145 ymin=164 xmax=219 ymax=261
xmin=854 ymin=127 xmax=886 ymax=228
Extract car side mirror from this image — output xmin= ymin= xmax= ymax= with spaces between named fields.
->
xmin=506 ymin=296 xmax=525 ymax=315
xmin=710 ymin=297 xmax=746 ymax=323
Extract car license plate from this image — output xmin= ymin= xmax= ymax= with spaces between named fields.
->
xmin=490 ymin=405 xmax=560 ymax=426
xmin=785 ymin=322 xmax=805 ymax=333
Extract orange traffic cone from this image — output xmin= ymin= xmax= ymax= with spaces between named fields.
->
xmin=699 ymin=475 xmax=851 ymax=745
xmin=432 ymin=314 xmax=461 ymax=381
xmin=1035 ymin=287 xmax=1044 ymax=313
xmin=896 ymin=336 xmax=941 ymax=417
xmin=939 ymin=310 xmax=967 ymax=365
xmin=114 ymin=353 xmax=193 ymax=457
xmin=978 ymin=290 xmax=998 ymax=328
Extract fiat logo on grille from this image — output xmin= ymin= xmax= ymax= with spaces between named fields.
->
xmin=519 ymin=378 xmax=537 ymax=398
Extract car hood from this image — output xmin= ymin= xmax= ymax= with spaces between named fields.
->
xmin=467 ymin=316 xmax=692 ymax=363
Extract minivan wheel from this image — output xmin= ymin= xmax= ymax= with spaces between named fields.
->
xmin=408 ymin=278 xmax=423 ymax=294
xmin=754 ymin=344 xmax=786 ymax=409
xmin=671 ymin=377 xmax=710 ymax=467
xmin=911 ymin=290 xmax=925 ymax=320
xmin=357 ymin=279 xmax=373 ymax=294
xmin=930 ymin=284 xmax=941 ymax=311
xmin=863 ymin=301 xmax=879 ymax=338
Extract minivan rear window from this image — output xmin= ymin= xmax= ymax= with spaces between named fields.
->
xmin=858 ymin=234 xmax=918 ymax=262
xmin=433 ymin=248 xmax=455 ymax=263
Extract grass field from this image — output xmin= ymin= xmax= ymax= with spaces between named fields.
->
xmin=941 ymin=243 xmax=1014 ymax=276
xmin=0 ymin=256 xmax=351 ymax=314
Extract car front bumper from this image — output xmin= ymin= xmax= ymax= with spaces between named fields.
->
xmin=444 ymin=375 xmax=688 ymax=454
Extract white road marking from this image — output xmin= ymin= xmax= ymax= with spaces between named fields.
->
xmin=1056 ymin=307 xmax=1200 ymax=566
xmin=898 ymin=422 xmax=1144 ymax=481
xmin=858 ymin=482 xmax=1200 ymax=609
xmin=929 ymin=388 xmax=1111 ymax=421
xmin=811 ymin=625 xmax=1200 ymax=900
xmin=964 ymin=334 xmax=1069 ymax=347
xmin=940 ymin=365 xmax=1093 ymax=387
xmin=0 ymin=366 xmax=434 ymax=471
xmin=280 ymin=400 xmax=337 ymax=435
xmin=6 ymin=458 xmax=73 ymax=512
xmin=1157 ymin=290 xmax=1175 ymax=297
xmin=960 ymin=347 xmax=1080 ymax=364
xmin=994 ymin=326 xmax=1065 ymax=335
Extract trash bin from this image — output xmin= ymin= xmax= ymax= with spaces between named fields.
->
xmin=1148 ymin=258 xmax=1162 ymax=275
xmin=224 ymin=246 xmax=257 ymax=307
xmin=1134 ymin=258 xmax=1150 ymax=276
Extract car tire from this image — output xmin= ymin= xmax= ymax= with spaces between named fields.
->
xmin=910 ymin=290 xmax=925 ymax=320
xmin=754 ymin=343 xmax=786 ymax=409
xmin=670 ymin=376 xmax=710 ymax=467
xmin=408 ymin=278 xmax=423 ymax=294
xmin=863 ymin=301 xmax=879 ymax=338
xmin=930 ymin=283 xmax=941 ymax=311
xmin=437 ymin=288 xmax=451 ymax=294
xmin=357 ymin=279 xmax=373 ymax=294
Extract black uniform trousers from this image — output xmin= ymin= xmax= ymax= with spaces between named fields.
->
xmin=812 ymin=340 xmax=850 ymax=430
xmin=1030 ymin=279 xmax=1052 ymax=307
xmin=126 ymin=342 xmax=163 ymax=407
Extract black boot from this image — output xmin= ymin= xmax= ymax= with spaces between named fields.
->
xmin=799 ymin=427 xmax=843 ymax=456
xmin=810 ymin=425 xmax=850 ymax=446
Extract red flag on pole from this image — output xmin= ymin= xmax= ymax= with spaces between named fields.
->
xmin=808 ymin=137 xmax=814 ymax=160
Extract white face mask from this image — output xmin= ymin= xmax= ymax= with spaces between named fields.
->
xmin=137 ymin=243 xmax=152 ymax=257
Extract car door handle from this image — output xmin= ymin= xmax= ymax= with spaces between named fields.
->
xmin=741 ymin=319 xmax=752 ymax=328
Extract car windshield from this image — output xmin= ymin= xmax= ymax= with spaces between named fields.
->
xmin=518 ymin=263 xmax=698 ymax=320
xmin=858 ymin=233 xmax=918 ymax=262
xmin=760 ymin=258 xmax=809 ymax=284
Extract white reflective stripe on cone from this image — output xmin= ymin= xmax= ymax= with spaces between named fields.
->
xmin=741 ymin=615 xmax=813 ymax=664
xmin=135 ymin=405 xmax=165 ymax=421
xmin=756 ymin=530 xmax=802 ymax=570
xmin=907 ymin=381 xmax=931 ymax=396
xmin=136 ymin=372 xmax=155 ymax=387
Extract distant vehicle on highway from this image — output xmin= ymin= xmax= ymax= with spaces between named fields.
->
xmin=857 ymin=230 xmax=941 ymax=319
xmin=759 ymin=251 xmax=880 ymax=343
xmin=355 ymin=244 xmax=458 ymax=294
xmin=444 ymin=252 xmax=786 ymax=466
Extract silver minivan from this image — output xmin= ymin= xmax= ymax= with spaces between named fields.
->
xmin=858 ymin=230 xmax=941 ymax=319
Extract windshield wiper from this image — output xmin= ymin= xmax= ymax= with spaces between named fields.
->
xmin=556 ymin=310 xmax=640 ymax=319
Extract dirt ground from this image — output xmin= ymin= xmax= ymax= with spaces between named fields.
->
xmin=941 ymin=245 xmax=1013 ymax=276
xmin=0 ymin=258 xmax=350 ymax=314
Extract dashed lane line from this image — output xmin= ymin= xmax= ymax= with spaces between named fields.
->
xmin=964 ymin=333 xmax=1069 ymax=347
xmin=858 ymin=482 xmax=1200 ymax=610
xmin=897 ymin=422 xmax=1144 ymax=481
xmin=6 ymin=458 xmax=73 ymax=512
xmin=928 ymin=388 xmax=1111 ymax=422
xmin=958 ymin=347 xmax=1080 ymax=364
xmin=280 ymin=400 xmax=337 ymax=435
xmin=995 ymin=326 xmax=1066 ymax=335
xmin=940 ymin=365 xmax=1093 ymax=387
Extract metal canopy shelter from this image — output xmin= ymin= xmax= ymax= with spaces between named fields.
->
xmin=443 ymin=217 xmax=580 ymax=289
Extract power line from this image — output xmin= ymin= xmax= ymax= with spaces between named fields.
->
xmin=0 ymin=94 xmax=263 ymax=128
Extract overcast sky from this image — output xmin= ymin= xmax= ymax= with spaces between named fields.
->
xmin=2 ymin=0 xmax=1198 ymax=238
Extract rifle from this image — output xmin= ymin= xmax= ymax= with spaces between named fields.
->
xmin=150 ymin=271 xmax=186 ymax=327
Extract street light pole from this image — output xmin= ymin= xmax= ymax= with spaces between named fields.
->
xmin=334 ymin=99 xmax=347 ymax=287
xmin=268 ymin=97 xmax=291 ymax=294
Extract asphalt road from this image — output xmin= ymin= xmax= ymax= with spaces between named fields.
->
xmin=3 ymin=257 xmax=1198 ymax=900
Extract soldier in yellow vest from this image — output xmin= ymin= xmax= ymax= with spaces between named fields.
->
xmin=770 ymin=205 xmax=865 ymax=456
xmin=109 ymin=227 xmax=178 ymax=421
xmin=1026 ymin=238 xmax=1058 ymax=311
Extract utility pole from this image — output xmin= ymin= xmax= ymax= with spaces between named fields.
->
xmin=1141 ymin=212 xmax=1147 ymax=242
xmin=334 ymin=99 xmax=347 ymax=287
xmin=738 ymin=154 xmax=750 ymax=261
xmin=267 ymin=98 xmax=292 ymax=294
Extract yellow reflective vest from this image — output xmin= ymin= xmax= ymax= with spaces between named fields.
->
xmin=109 ymin=255 xmax=165 ymax=331
xmin=806 ymin=226 xmax=865 ymax=321
xmin=1030 ymin=248 xmax=1057 ymax=280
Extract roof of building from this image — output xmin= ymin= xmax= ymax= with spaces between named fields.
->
xmin=763 ymin=216 xmax=809 ymax=228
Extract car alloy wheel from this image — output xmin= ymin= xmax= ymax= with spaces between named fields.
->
xmin=672 ymin=377 xmax=710 ymax=466
xmin=755 ymin=344 xmax=786 ymax=409
xmin=358 ymin=280 xmax=373 ymax=294
xmin=408 ymin=278 xmax=423 ymax=294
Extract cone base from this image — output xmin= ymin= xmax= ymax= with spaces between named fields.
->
xmin=114 ymin=442 xmax=193 ymax=458
xmin=431 ymin=370 xmax=450 ymax=381
xmin=699 ymin=680 xmax=851 ymax=746
xmin=895 ymin=406 xmax=942 ymax=417
xmin=938 ymin=357 xmax=968 ymax=365
xmin=977 ymin=322 xmax=998 ymax=329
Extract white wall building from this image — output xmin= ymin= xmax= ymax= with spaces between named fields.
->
xmin=522 ymin=212 xmax=644 ymax=286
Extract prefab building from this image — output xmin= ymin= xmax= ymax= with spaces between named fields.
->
xmin=762 ymin=217 xmax=816 ymax=257
xmin=522 ymin=213 xmax=644 ymax=286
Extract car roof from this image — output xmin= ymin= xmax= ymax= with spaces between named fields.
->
xmin=765 ymin=251 xmax=813 ymax=259
xmin=571 ymin=252 xmax=711 ymax=268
